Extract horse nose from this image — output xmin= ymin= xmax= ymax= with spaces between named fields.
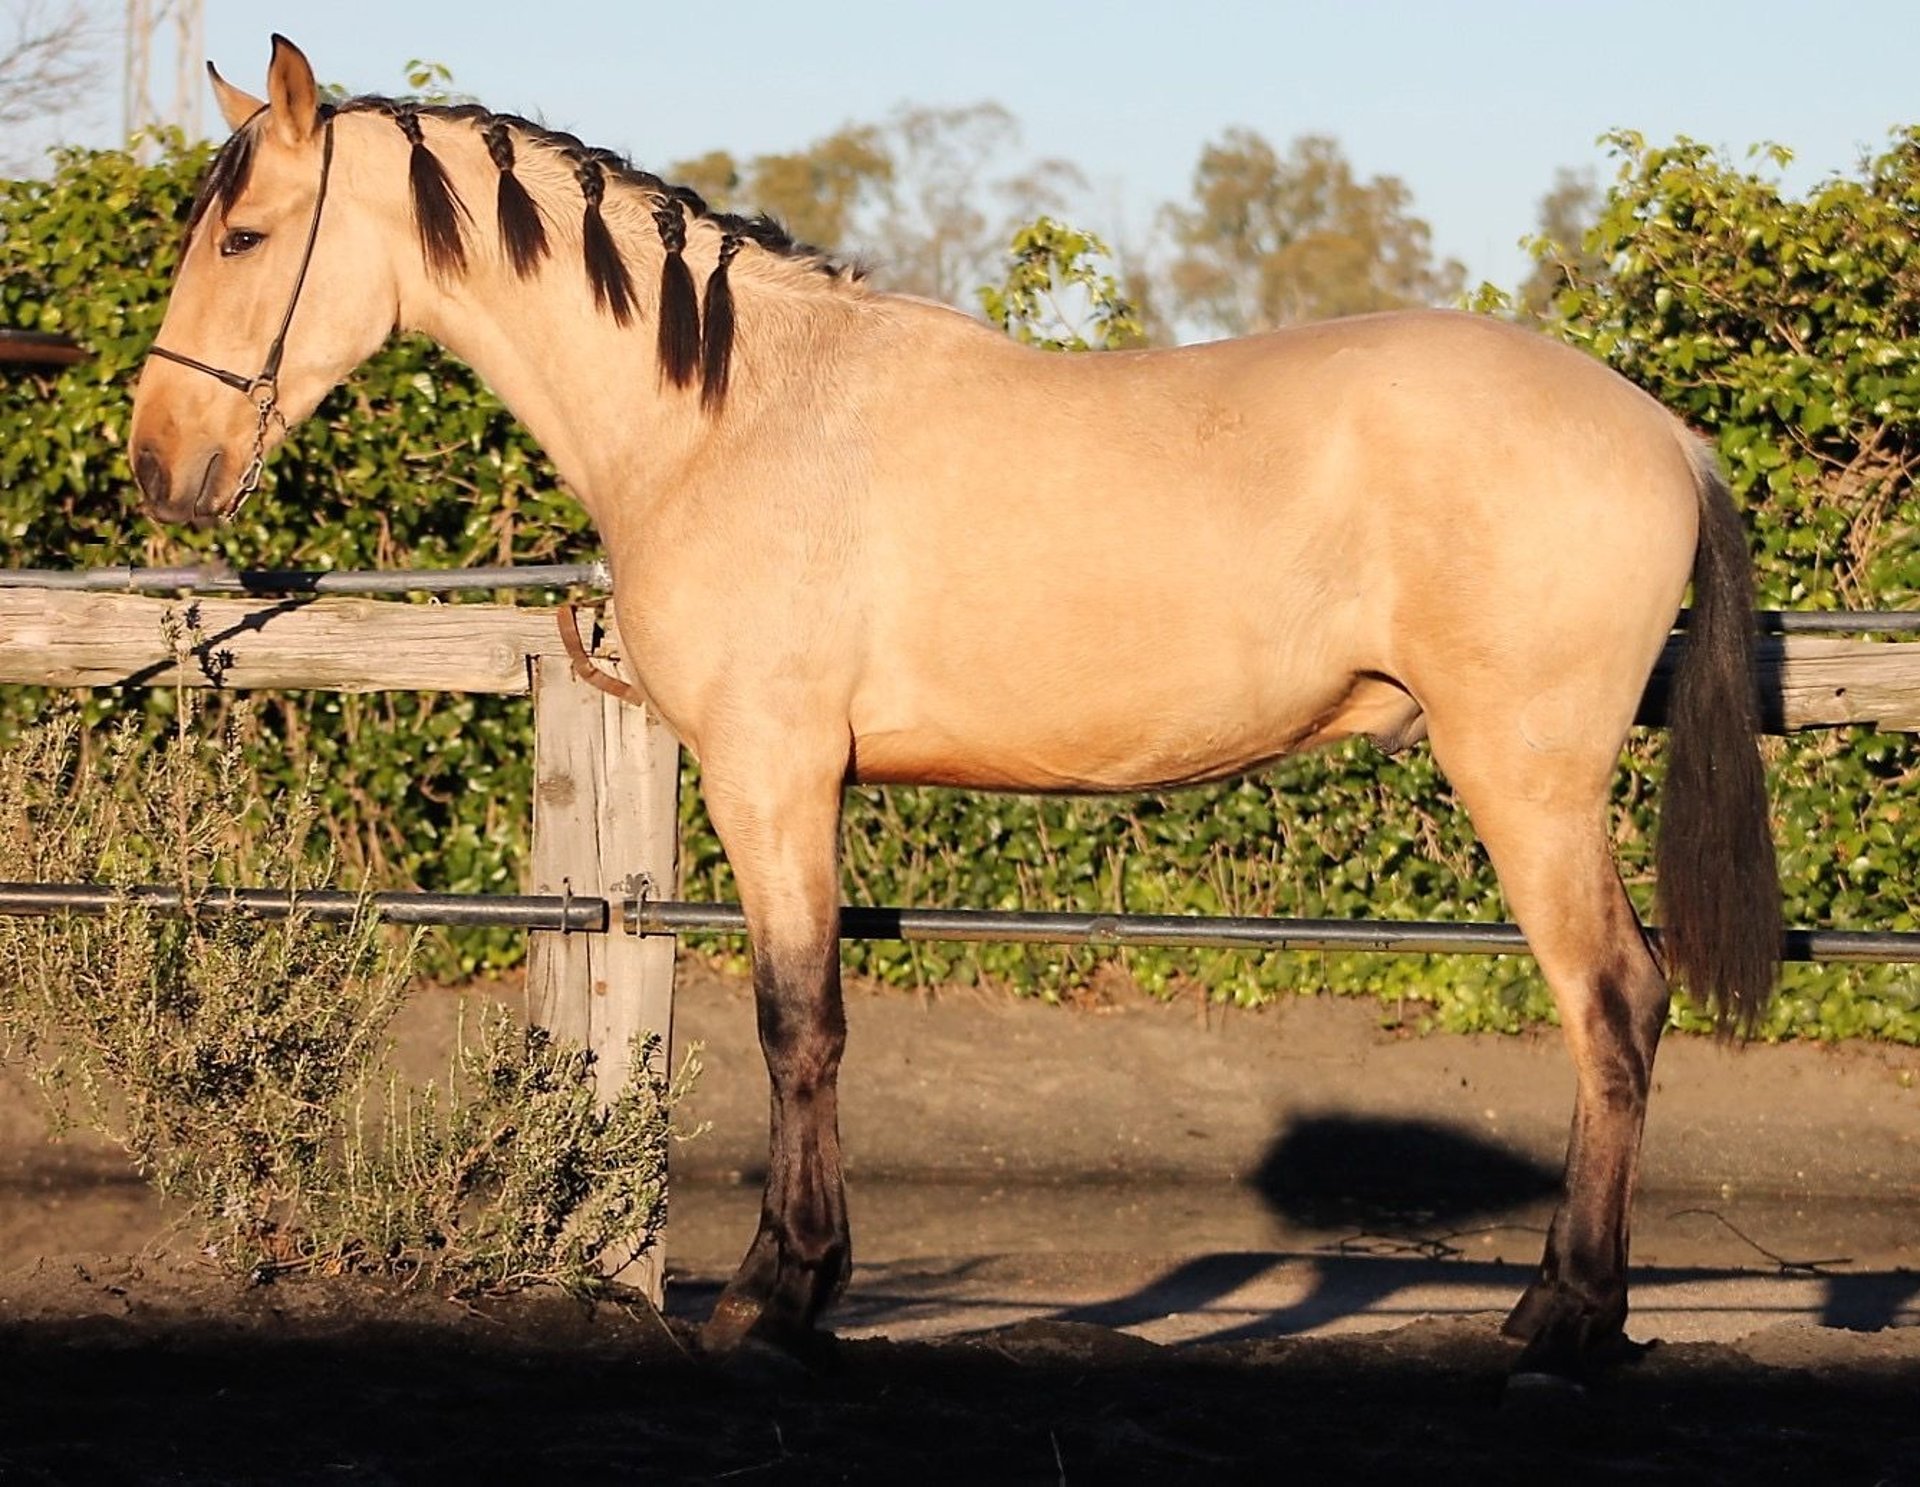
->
xmin=132 ymin=443 xmax=183 ymax=521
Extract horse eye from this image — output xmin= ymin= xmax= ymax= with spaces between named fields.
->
xmin=219 ymin=229 xmax=265 ymax=258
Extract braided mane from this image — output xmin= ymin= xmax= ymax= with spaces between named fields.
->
xmin=191 ymin=94 xmax=861 ymax=413
xmin=344 ymin=97 xmax=862 ymax=412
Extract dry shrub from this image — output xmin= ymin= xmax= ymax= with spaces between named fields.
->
xmin=0 ymin=692 xmax=693 ymax=1293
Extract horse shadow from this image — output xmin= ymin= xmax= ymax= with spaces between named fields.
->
xmin=1820 ymin=1269 xmax=1920 ymax=1331
xmin=1048 ymin=1111 xmax=1562 ymax=1342
xmin=1042 ymin=1112 xmax=1920 ymax=1344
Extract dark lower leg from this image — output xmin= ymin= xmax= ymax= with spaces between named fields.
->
xmin=1503 ymin=1117 xmax=1637 ymax=1361
xmin=704 ymin=936 xmax=850 ymax=1352
xmin=1505 ymin=941 xmax=1668 ymax=1375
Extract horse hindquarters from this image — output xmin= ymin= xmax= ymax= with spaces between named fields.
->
xmin=1381 ymin=444 xmax=1685 ymax=1374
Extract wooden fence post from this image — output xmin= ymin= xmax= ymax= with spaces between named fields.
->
xmin=526 ymin=653 xmax=680 ymax=1301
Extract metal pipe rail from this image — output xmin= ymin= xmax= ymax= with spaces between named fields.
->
xmin=626 ymin=896 xmax=1920 ymax=964
xmin=0 ymin=567 xmax=1913 ymax=632
xmin=0 ymin=562 xmax=611 ymax=595
xmin=6 ymin=880 xmax=1915 ymax=961
xmin=0 ymin=881 xmax=608 ymax=932
xmin=1757 ymin=612 xmax=1920 ymax=635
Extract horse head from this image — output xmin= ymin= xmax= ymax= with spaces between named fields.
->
xmin=130 ymin=36 xmax=396 ymax=526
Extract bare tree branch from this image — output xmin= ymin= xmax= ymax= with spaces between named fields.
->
xmin=0 ymin=0 xmax=104 ymax=165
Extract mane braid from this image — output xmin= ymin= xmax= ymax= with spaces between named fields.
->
xmin=701 ymin=233 xmax=743 ymax=411
xmin=337 ymin=94 xmax=861 ymax=286
xmin=483 ymin=118 xmax=549 ymax=277
xmin=652 ymin=197 xmax=701 ymax=389
xmin=575 ymin=154 xmax=637 ymax=326
xmin=392 ymin=107 xmax=471 ymax=280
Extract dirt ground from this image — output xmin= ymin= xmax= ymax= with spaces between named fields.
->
xmin=1 ymin=962 xmax=1916 ymax=1483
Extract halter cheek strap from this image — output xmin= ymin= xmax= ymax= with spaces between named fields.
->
xmin=148 ymin=112 xmax=337 ymax=508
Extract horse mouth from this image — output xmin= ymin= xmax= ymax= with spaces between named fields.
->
xmin=186 ymin=448 xmax=229 ymax=528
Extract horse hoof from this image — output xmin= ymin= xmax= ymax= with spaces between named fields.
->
xmin=699 ymin=1292 xmax=764 ymax=1356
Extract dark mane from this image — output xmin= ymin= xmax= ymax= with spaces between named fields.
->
xmin=185 ymin=111 xmax=263 ymax=238
xmin=333 ymin=95 xmax=861 ymax=411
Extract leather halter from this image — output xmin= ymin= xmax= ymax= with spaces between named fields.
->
xmin=147 ymin=111 xmax=337 ymax=510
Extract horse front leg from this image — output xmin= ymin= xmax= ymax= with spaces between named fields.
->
xmin=696 ymin=750 xmax=851 ymax=1355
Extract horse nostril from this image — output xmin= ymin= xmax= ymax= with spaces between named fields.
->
xmin=133 ymin=445 xmax=169 ymax=512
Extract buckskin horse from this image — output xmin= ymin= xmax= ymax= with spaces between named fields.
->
xmin=128 ymin=36 xmax=1780 ymax=1385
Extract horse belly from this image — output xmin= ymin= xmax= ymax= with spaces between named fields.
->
xmin=848 ymin=664 xmax=1420 ymax=793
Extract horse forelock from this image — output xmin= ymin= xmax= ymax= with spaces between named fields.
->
xmin=185 ymin=116 xmax=264 ymax=239
xmin=323 ymin=94 xmax=863 ymax=411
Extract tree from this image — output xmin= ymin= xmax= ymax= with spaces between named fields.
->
xmin=668 ymin=103 xmax=1083 ymax=302
xmin=0 ymin=0 xmax=100 ymax=172
xmin=670 ymin=127 xmax=893 ymax=251
xmin=1517 ymin=166 xmax=1607 ymax=321
xmin=862 ymin=102 xmax=1084 ymax=303
xmin=740 ymin=125 xmax=894 ymax=251
xmin=666 ymin=148 xmax=741 ymax=212
xmin=1162 ymin=128 xmax=1465 ymax=335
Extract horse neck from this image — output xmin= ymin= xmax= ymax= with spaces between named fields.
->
xmin=405 ymin=265 xmax=677 ymax=534
xmin=360 ymin=110 xmax=869 ymax=541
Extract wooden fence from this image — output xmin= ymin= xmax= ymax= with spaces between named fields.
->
xmin=2 ymin=584 xmax=1919 ymax=1299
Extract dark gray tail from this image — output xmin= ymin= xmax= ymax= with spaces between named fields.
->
xmin=1655 ymin=443 xmax=1781 ymax=1032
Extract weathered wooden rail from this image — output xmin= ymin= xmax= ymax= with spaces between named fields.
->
xmin=5 ymin=588 xmax=1919 ymax=725
xmin=2 ymin=582 xmax=1919 ymax=1298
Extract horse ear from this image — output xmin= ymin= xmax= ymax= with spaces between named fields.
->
xmin=207 ymin=61 xmax=264 ymax=134
xmin=265 ymin=34 xmax=319 ymax=148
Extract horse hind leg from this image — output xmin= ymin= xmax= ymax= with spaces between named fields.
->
xmin=1429 ymin=721 xmax=1671 ymax=1380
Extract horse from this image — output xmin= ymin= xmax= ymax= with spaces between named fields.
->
xmin=129 ymin=36 xmax=1780 ymax=1385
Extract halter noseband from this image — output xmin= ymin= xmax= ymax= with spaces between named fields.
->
xmin=148 ymin=111 xmax=337 ymax=510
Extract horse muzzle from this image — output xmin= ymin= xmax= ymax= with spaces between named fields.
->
xmin=134 ymin=442 xmax=235 ymax=529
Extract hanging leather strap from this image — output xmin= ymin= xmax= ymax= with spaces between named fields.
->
xmin=557 ymin=602 xmax=647 ymax=706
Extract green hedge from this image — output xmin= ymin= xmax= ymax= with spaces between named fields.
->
xmin=3 ymin=130 xmax=1917 ymax=1039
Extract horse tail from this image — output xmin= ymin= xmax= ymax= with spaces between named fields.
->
xmin=1654 ymin=439 xmax=1781 ymax=1033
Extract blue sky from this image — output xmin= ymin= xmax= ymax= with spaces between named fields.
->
xmin=51 ymin=0 xmax=1920 ymax=297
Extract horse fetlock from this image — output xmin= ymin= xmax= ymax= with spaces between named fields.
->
xmin=763 ymin=1248 xmax=848 ymax=1331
